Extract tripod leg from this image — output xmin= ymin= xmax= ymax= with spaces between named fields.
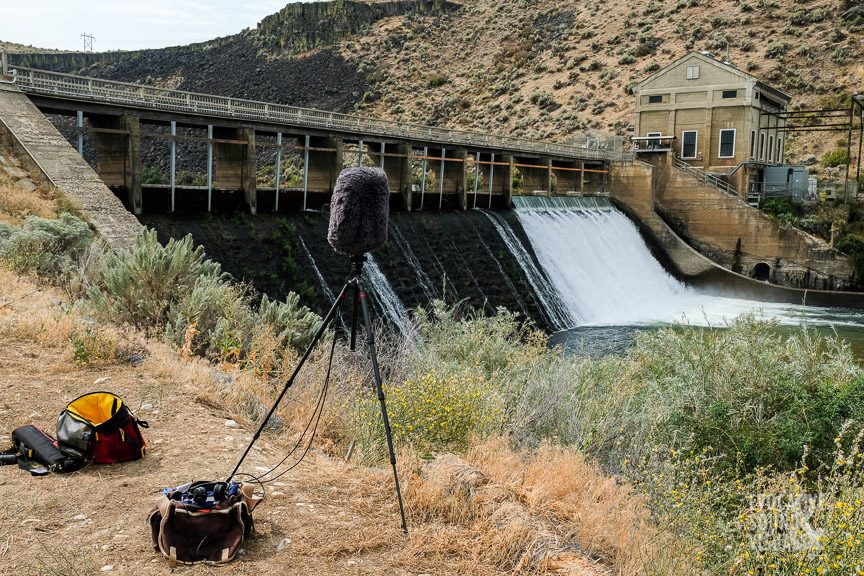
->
xmin=359 ymin=290 xmax=408 ymax=533
xmin=350 ymin=281 xmax=360 ymax=351
xmin=227 ymin=279 xmax=352 ymax=482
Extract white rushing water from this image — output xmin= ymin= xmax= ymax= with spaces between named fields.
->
xmin=512 ymin=196 xmax=864 ymax=329
xmin=362 ymin=255 xmax=411 ymax=332
xmin=479 ymin=209 xmax=575 ymax=330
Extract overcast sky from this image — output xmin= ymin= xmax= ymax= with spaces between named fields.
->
xmin=0 ymin=0 xmax=294 ymax=51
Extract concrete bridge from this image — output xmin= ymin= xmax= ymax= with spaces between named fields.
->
xmin=2 ymin=60 xmax=623 ymax=215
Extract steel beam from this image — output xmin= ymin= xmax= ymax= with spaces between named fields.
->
xmin=275 ymin=132 xmax=282 ymax=212
xmin=207 ymin=125 xmax=213 ymax=212
xmin=420 ymin=146 xmax=428 ymax=210
xmin=472 ymin=152 xmax=480 ymax=209
xmin=438 ymin=148 xmax=446 ymax=210
xmin=488 ymin=152 xmax=495 ymax=209
xmin=303 ymin=134 xmax=310 ymax=211
xmin=170 ymin=120 xmax=176 ymax=212
xmin=76 ymin=111 xmax=84 ymax=155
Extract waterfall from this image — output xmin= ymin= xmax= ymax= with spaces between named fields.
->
xmin=512 ymin=196 xmax=689 ymax=326
xmin=298 ymin=235 xmax=337 ymax=305
xmin=390 ymin=222 xmax=438 ymax=300
xmin=362 ymin=255 xmax=411 ymax=332
xmin=478 ymin=209 xmax=575 ymax=331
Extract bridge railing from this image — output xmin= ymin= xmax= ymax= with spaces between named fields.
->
xmin=11 ymin=66 xmax=629 ymax=162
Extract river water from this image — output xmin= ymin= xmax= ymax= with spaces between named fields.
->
xmin=510 ymin=196 xmax=864 ymax=357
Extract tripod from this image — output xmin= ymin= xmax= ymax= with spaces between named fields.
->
xmin=227 ymin=255 xmax=407 ymax=533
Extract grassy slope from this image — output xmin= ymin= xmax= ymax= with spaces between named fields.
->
xmin=343 ymin=0 xmax=862 ymax=164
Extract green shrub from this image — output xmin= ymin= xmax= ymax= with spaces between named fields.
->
xmin=371 ymin=370 xmax=501 ymax=453
xmin=530 ymin=90 xmax=555 ymax=108
xmin=426 ymin=73 xmax=449 ymax=88
xmin=836 ymin=233 xmax=864 ymax=286
xmin=88 ymin=229 xmax=225 ymax=329
xmin=765 ymin=41 xmax=790 ymax=58
xmin=759 ymin=197 xmax=801 ymax=222
xmin=0 ymin=213 xmax=92 ymax=280
xmin=255 ymin=292 xmax=322 ymax=351
xmin=625 ymin=316 xmax=864 ymax=471
xmin=822 ymin=148 xmax=850 ymax=168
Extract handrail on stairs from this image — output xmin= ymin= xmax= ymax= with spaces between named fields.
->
xmin=672 ymin=157 xmax=738 ymax=196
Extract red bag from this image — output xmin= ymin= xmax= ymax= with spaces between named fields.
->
xmin=56 ymin=392 xmax=148 ymax=464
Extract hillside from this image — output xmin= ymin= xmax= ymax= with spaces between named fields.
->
xmin=5 ymin=0 xmax=863 ymax=163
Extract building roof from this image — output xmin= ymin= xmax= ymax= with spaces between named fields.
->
xmin=636 ymin=51 xmax=791 ymax=103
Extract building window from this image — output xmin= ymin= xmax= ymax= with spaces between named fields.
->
xmin=754 ymin=91 xmax=760 ymax=100
xmin=759 ymin=132 xmax=766 ymax=160
xmin=768 ymin=135 xmax=774 ymax=162
xmin=686 ymin=65 xmax=700 ymax=80
xmin=646 ymin=131 xmax=662 ymax=149
xmin=750 ymin=130 xmax=756 ymax=159
xmin=722 ymin=90 xmax=737 ymax=99
xmin=719 ymin=129 xmax=736 ymax=158
xmin=681 ymin=130 xmax=698 ymax=159
xmin=777 ymin=138 xmax=783 ymax=164
xmin=648 ymin=95 xmax=663 ymax=104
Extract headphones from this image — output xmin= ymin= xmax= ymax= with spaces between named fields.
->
xmin=188 ymin=482 xmax=228 ymax=506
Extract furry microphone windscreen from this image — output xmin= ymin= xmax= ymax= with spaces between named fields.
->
xmin=328 ymin=167 xmax=390 ymax=256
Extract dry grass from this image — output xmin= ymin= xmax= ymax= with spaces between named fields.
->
xmin=402 ymin=439 xmax=688 ymax=575
xmin=0 ymin=150 xmax=58 ymax=225
xmin=0 ymin=267 xmax=687 ymax=575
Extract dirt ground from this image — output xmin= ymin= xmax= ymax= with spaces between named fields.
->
xmin=0 ymin=268 xmax=622 ymax=576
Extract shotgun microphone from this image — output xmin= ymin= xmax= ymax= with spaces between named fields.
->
xmin=327 ymin=167 xmax=390 ymax=256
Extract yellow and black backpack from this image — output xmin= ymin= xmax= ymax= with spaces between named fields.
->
xmin=56 ymin=391 xmax=148 ymax=464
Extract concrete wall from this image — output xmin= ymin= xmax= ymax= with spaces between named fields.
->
xmin=0 ymin=83 xmax=142 ymax=249
xmin=609 ymin=159 xmax=864 ymax=305
xmin=657 ymin=166 xmax=852 ymax=289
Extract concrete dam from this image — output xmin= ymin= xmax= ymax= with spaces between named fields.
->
xmin=2 ymin=62 xmax=863 ymax=331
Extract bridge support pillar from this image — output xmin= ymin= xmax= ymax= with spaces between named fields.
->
xmin=305 ymin=136 xmax=343 ymax=196
xmin=89 ymin=113 xmax=142 ymax=214
xmin=213 ymin=127 xmax=257 ymax=214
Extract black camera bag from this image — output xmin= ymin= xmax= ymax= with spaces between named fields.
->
xmin=7 ymin=425 xmax=82 ymax=474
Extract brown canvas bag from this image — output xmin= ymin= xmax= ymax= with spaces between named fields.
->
xmin=148 ymin=482 xmax=261 ymax=566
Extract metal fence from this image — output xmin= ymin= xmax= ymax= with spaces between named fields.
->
xmin=10 ymin=66 xmax=629 ymax=162
xmin=672 ymin=157 xmax=738 ymax=196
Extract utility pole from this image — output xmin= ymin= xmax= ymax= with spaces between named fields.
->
xmin=81 ymin=33 xmax=94 ymax=53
